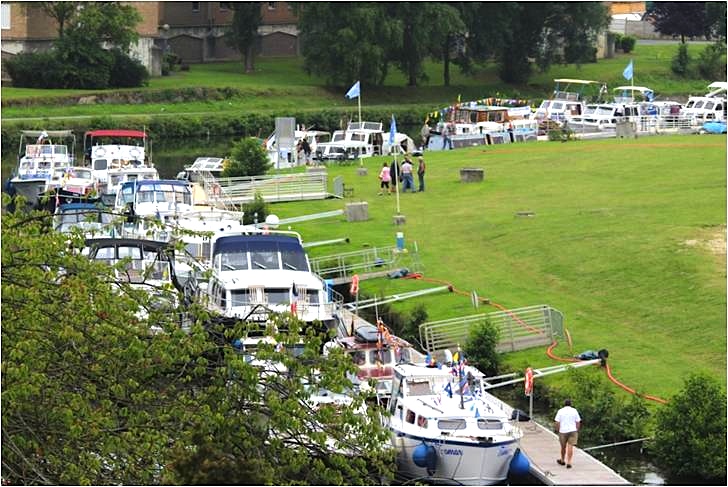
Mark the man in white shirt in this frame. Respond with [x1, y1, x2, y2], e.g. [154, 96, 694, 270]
[554, 398, 581, 469]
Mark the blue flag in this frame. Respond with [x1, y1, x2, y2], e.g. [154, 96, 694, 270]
[444, 382, 453, 398]
[389, 114, 397, 145]
[345, 81, 360, 99]
[623, 60, 634, 81]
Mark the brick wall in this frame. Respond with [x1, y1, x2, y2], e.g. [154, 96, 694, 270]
[609, 1, 646, 15]
[129, 2, 161, 36]
[261, 2, 297, 25]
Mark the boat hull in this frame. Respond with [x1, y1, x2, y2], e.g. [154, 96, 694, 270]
[10, 178, 48, 207]
[392, 430, 518, 485]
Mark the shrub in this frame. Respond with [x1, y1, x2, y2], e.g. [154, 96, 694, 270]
[697, 42, 727, 80]
[109, 49, 149, 88]
[55, 36, 114, 89]
[620, 35, 636, 53]
[241, 193, 268, 225]
[223, 137, 271, 177]
[463, 319, 500, 377]
[5, 51, 65, 89]
[612, 33, 623, 52]
[671, 43, 692, 76]
[546, 367, 650, 444]
[650, 373, 726, 483]
[162, 52, 181, 76]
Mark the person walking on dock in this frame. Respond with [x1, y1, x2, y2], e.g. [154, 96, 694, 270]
[555, 399, 581, 469]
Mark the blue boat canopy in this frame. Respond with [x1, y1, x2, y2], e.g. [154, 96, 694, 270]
[213, 235, 303, 256]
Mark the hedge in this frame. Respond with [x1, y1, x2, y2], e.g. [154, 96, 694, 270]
[1, 107, 428, 154]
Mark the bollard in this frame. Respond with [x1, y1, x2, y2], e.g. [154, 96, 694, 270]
[396, 232, 405, 250]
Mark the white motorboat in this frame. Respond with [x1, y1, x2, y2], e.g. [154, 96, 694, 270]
[534, 78, 607, 122]
[114, 179, 194, 218]
[48, 166, 97, 197]
[10, 130, 75, 207]
[385, 362, 525, 485]
[315, 121, 413, 161]
[266, 129, 331, 167]
[54, 202, 114, 235]
[681, 81, 727, 124]
[202, 229, 343, 329]
[84, 129, 158, 198]
[176, 156, 226, 182]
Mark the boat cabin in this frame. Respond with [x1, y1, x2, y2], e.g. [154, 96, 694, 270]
[54, 202, 113, 234]
[534, 79, 606, 121]
[115, 179, 193, 216]
[176, 157, 225, 182]
[85, 238, 177, 287]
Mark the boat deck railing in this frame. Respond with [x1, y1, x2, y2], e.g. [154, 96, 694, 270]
[200, 171, 330, 208]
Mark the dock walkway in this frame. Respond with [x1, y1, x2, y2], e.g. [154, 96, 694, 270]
[487, 394, 630, 485]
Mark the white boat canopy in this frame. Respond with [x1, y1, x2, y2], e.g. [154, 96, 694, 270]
[553, 78, 603, 85]
[613, 86, 653, 93]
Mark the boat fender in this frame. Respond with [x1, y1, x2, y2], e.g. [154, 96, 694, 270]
[508, 448, 530, 477]
[412, 442, 437, 473]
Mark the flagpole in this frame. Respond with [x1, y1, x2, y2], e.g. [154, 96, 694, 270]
[394, 150, 400, 214]
[358, 91, 363, 166]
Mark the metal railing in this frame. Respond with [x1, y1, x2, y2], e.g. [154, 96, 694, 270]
[309, 246, 403, 281]
[419, 304, 564, 354]
[202, 172, 329, 207]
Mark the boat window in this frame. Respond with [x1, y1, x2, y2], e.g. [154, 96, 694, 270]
[230, 289, 248, 306]
[351, 133, 365, 142]
[538, 101, 549, 109]
[438, 419, 467, 430]
[19, 161, 32, 171]
[694, 100, 705, 109]
[266, 288, 289, 304]
[281, 248, 308, 271]
[351, 351, 366, 365]
[143, 174, 155, 180]
[138, 190, 154, 203]
[220, 250, 248, 270]
[417, 415, 428, 428]
[332, 133, 345, 142]
[389, 379, 402, 414]
[704, 101, 715, 110]
[38, 161, 51, 170]
[54, 145, 67, 155]
[94, 246, 115, 264]
[250, 250, 279, 270]
[306, 289, 319, 304]
[118, 246, 142, 260]
[370, 349, 392, 365]
[407, 380, 432, 396]
[477, 418, 503, 430]
[405, 410, 416, 424]
[76, 169, 92, 179]
[94, 159, 108, 170]
[41, 146, 53, 155]
[552, 102, 563, 110]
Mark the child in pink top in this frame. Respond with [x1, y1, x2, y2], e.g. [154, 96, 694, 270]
[378, 162, 391, 195]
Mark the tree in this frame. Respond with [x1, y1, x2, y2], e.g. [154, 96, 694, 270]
[651, 373, 727, 482]
[223, 137, 271, 177]
[463, 319, 500, 377]
[1, 199, 394, 485]
[298, 3, 400, 87]
[39, 1, 80, 38]
[226, 2, 263, 74]
[705, 1, 727, 40]
[649, 2, 709, 43]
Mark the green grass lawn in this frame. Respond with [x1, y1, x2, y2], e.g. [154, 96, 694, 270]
[1, 43, 718, 118]
[260, 134, 726, 401]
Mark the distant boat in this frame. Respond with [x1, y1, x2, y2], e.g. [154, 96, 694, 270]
[10, 130, 76, 208]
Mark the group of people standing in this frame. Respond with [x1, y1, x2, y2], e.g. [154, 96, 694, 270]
[378, 154, 426, 195]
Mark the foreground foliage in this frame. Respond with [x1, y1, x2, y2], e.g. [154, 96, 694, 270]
[650, 373, 727, 483]
[1, 200, 393, 485]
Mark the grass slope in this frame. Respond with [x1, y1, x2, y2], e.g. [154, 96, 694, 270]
[1, 44, 718, 118]
[265, 135, 726, 400]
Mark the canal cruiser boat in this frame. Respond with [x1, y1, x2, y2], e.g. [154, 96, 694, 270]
[202, 229, 343, 329]
[175, 156, 225, 182]
[533, 78, 607, 122]
[85, 237, 188, 330]
[265, 128, 332, 168]
[54, 202, 114, 235]
[84, 129, 158, 199]
[427, 105, 538, 150]
[315, 121, 413, 161]
[48, 166, 98, 197]
[681, 82, 727, 124]
[114, 179, 194, 218]
[386, 362, 524, 485]
[10, 130, 75, 207]
[324, 321, 426, 397]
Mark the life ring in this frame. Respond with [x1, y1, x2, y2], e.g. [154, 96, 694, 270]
[130, 147, 141, 158]
[524, 367, 534, 395]
[96, 148, 106, 157]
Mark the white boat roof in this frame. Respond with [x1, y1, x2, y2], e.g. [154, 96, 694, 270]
[613, 86, 652, 93]
[217, 269, 323, 289]
[707, 82, 728, 90]
[554, 78, 602, 85]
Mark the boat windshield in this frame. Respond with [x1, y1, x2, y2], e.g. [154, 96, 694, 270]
[70, 169, 93, 179]
[332, 132, 345, 142]
[583, 105, 597, 115]
[215, 250, 249, 271]
[281, 248, 308, 271]
[595, 106, 616, 116]
[59, 209, 112, 225]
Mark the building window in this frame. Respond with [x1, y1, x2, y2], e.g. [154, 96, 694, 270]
[192, 1, 200, 12]
[268, 2, 276, 10]
[1, 3, 10, 30]
[220, 2, 231, 10]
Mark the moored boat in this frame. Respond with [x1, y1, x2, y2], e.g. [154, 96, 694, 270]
[9, 130, 75, 208]
[385, 362, 525, 485]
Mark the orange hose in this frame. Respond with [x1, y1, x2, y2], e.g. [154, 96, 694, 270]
[415, 275, 669, 404]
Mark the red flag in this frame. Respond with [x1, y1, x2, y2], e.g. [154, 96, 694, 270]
[290, 301, 297, 314]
